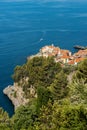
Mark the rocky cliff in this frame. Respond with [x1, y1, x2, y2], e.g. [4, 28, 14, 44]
[3, 82, 29, 109]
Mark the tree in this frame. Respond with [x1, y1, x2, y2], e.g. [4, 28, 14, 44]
[12, 102, 37, 130]
[12, 64, 28, 83]
[33, 102, 87, 130]
[36, 87, 51, 113]
[69, 79, 87, 105]
[0, 108, 12, 130]
[75, 59, 87, 83]
[13, 56, 62, 97]
[49, 71, 68, 100]
[27, 56, 61, 88]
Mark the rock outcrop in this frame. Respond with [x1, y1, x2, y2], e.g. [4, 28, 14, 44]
[3, 83, 29, 110]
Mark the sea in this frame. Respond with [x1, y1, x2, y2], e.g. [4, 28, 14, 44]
[0, 0, 87, 116]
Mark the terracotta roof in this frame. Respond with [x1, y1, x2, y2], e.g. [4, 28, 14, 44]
[68, 60, 75, 65]
[74, 49, 87, 56]
[41, 45, 87, 65]
[61, 55, 70, 59]
[68, 58, 85, 65]
[75, 57, 85, 63]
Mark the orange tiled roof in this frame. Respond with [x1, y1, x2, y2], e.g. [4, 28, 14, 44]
[74, 49, 87, 56]
[68, 58, 85, 65]
[41, 45, 87, 65]
[68, 60, 75, 65]
[61, 55, 70, 59]
[75, 57, 85, 63]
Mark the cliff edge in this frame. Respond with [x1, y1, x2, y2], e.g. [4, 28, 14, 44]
[3, 83, 29, 109]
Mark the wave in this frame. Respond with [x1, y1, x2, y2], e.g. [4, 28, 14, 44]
[0, 29, 70, 35]
[71, 13, 87, 18]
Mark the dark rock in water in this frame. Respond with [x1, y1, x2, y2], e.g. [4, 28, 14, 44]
[74, 45, 87, 50]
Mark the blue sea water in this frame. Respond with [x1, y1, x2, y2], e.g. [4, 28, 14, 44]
[0, 0, 87, 116]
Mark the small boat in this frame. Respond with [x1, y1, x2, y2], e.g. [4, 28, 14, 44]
[40, 38, 43, 41]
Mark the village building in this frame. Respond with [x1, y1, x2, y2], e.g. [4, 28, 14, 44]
[28, 45, 87, 65]
[40, 44, 60, 57]
[73, 49, 87, 58]
[39, 45, 87, 65]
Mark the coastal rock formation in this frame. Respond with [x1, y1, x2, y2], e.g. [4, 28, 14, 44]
[3, 45, 87, 110]
[3, 83, 29, 109]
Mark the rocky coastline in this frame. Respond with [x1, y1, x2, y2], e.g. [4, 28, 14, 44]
[3, 45, 87, 109]
[3, 83, 29, 110]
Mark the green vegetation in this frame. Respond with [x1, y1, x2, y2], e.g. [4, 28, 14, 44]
[0, 108, 13, 130]
[1, 57, 87, 130]
[49, 70, 68, 100]
[74, 59, 87, 82]
[12, 57, 62, 97]
[13, 91, 17, 98]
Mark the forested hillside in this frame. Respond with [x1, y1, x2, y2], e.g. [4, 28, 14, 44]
[1, 57, 87, 130]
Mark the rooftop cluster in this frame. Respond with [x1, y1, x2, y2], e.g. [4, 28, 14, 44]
[40, 44, 87, 65]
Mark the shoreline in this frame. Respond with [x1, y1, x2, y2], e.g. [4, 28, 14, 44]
[3, 83, 29, 110]
[3, 44, 87, 109]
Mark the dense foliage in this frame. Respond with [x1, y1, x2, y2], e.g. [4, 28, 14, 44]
[0, 108, 13, 130]
[74, 59, 87, 83]
[1, 57, 87, 130]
